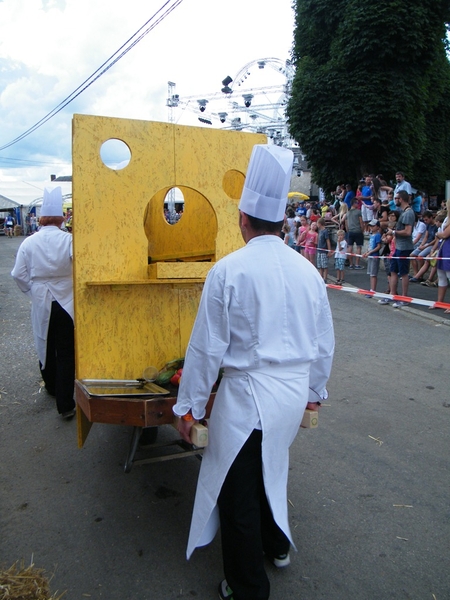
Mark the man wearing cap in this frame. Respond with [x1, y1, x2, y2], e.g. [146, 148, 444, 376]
[11, 187, 76, 419]
[173, 145, 335, 600]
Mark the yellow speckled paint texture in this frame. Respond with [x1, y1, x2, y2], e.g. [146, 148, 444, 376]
[72, 114, 264, 379]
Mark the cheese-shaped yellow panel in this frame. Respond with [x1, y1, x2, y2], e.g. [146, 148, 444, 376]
[72, 114, 265, 380]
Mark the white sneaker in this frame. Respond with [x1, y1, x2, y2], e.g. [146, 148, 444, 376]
[269, 552, 291, 568]
[392, 301, 407, 308]
[378, 298, 391, 305]
[61, 409, 76, 420]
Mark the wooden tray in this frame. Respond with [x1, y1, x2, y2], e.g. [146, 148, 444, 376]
[80, 379, 169, 397]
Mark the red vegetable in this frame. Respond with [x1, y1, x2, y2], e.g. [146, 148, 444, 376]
[170, 368, 183, 386]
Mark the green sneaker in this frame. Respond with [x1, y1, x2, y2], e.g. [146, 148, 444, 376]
[218, 580, 234, 600]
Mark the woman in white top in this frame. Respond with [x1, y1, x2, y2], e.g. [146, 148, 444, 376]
[332, 202, 348, 231]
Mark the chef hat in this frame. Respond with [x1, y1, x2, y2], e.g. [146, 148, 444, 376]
[239, 145, 293, 222]
[40, 187, 63, 217]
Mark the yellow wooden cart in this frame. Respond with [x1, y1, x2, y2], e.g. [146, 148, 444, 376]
[72, 114, 265, 471]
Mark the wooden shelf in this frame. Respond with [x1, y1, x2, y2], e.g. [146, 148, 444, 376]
[85, 279, 205, 286]
[84, 260, 215, 286]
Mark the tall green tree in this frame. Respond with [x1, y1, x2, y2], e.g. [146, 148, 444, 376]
[287, 0, 450, 193]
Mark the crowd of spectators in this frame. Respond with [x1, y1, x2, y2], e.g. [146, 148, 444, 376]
[283, 203, 336, 282]
[284, 173, 450, 311]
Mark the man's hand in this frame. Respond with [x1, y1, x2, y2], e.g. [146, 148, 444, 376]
[306, 401, 321, 411]
[176, 417, 197, 444]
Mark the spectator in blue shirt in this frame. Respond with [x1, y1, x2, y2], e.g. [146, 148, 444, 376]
[296, 202, 307, 217]
[360, 175, 374, 231]
[343, 183, 355, 209]
[411, 190, 423, 215]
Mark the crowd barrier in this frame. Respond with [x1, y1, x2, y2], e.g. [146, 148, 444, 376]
[296, 245, 449, 261]
[326, 282, 450, 311]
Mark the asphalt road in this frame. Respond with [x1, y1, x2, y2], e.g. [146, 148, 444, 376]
[1, 235, 449, 600]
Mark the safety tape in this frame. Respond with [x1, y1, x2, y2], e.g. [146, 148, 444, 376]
[326, 282, 450, 311]
[342, 251, 448, 261]
[296, 246, 449, 260]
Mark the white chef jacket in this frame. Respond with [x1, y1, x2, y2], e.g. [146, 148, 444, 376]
[173, 234, 334, 558]
[11, 226, 74, 368]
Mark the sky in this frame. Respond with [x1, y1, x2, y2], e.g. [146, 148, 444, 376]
[0, 0, 295, 206]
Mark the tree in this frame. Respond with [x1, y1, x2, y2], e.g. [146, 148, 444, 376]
[287, 0, 450, 193]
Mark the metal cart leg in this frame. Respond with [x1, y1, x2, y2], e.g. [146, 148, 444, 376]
[139, 426, 158, 446]
[124, 426, 142, 473]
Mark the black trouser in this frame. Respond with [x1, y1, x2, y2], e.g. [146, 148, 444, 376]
[39, 301, 75, 414]
[217, 429, 290, 600]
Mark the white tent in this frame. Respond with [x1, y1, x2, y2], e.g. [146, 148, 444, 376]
[0, 194, 21, 213]
[0, 194, 24, 233]
[28, 192, 73, 216]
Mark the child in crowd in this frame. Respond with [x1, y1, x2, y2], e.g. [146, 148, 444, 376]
[380, 211, 399, 294]
[282, 221, 295, 248]
[334, 229, 347, 284]
[304, 221, 318, 263]
[294, 216, 309, 254]
[316, 217, 332, 282]
[363, 219, 382, 297]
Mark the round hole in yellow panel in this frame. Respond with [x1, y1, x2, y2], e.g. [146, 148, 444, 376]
[223, 169, 245, 200]
[100, 138, 131, 170]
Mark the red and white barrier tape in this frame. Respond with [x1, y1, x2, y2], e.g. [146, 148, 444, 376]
[343, 251, 449, 261]
[326, 282, 450, 311]
[296, 245, 449, 260]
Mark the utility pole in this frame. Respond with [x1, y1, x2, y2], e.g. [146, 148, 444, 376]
[167, 81, 178, 123]
[166, 82, 179, 216]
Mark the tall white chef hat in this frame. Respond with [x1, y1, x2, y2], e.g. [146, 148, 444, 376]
[40, 186, 63, 217]
[239, 144, 293, 222]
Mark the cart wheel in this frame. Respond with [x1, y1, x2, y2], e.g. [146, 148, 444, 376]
[124, 426, 142, 473]
[139, 426, 158, 446]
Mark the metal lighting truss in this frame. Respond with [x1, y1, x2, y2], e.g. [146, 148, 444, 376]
[166, 58, 296, 148]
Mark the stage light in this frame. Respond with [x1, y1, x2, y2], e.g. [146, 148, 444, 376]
[243, 94, 253, 108]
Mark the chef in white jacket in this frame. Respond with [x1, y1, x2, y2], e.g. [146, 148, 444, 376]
[11, 187, 76, 419]
[173, 145, 334, 600]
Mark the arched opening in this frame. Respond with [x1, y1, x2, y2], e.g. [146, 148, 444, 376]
[144, 186, 217, 263]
